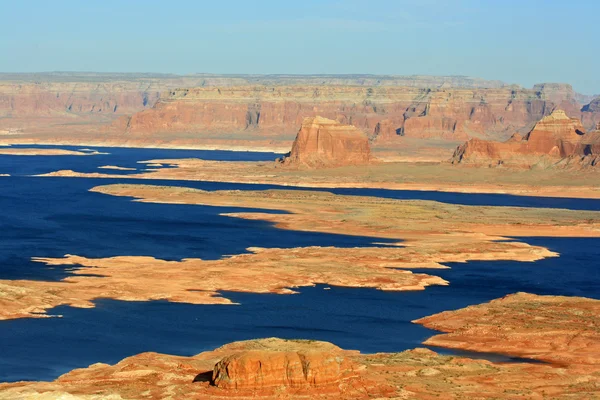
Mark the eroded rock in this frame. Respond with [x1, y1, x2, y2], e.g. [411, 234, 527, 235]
[281, 116, 371, 168]
[451, 109, 600, 167]
[211, 349, 354, 390]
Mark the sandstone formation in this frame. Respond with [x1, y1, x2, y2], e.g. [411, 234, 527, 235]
[212, 348, 354, 392]
[0, 73, 507, 122]
[120, 83, 600, 143]
[2, 72, 600, 154]
[3, 295, 600, 399]
[281, 117, 371, 168]
[451, 109, 600, 167]
[415, 292, 600, 366]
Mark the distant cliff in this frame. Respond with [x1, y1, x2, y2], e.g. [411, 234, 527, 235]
[119, 83, 600, 142]
[1, 73, 599, 150]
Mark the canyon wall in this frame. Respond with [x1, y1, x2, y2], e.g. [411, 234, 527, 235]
[120, 83, 600, 143]
[0, 73, 507, 120]
[1, 73, 599, 152]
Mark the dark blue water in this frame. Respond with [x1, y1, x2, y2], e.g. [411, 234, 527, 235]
[2, 144, 600, 211]
[0, 145, 283, 176]
[1, 237, 599, 382]
[0, 147, 599, 382]
[0, 176, 398, 282]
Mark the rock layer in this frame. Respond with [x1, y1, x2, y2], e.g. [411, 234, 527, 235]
[282, 117, 371, 168]
[119, 84, 600, 142]
[452, 109, 600, 167]
[212, 349, 354, 391]
[2, 73, 600, 152]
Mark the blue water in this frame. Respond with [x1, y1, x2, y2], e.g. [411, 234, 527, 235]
[2, 144, 600, 211]
[0, 146, 599, 382]
[0, 145, 282, 176]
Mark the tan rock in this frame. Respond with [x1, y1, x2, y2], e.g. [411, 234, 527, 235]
[212, 349, 354, 391]
[282, 117, 371, 168]
[452, 109, 600, 167]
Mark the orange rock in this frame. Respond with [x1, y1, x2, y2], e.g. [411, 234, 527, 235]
[212, 349, 355, 391]
[3, 305, 600, 399]
[415, 292, 600, 365]
[451, 109, 600, 167]
[282, 117, 371, 168]
[523, 109, 585, 156]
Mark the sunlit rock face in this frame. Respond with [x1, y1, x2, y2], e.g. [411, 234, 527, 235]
[451, 109, 600, 168]
[211, 349, 354, 391]
[281, 116, 371, 168]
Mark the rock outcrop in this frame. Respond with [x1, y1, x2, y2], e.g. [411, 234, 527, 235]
[212, 346, 355, 391]
[451, 109, 600, 167]
[523, 109, 585, 156]
[281, 117, 371, 168]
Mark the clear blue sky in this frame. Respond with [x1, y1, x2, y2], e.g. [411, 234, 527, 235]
[1, 0, 598, 94]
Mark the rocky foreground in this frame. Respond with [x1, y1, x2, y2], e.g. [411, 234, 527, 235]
[2, 293, 599, 399]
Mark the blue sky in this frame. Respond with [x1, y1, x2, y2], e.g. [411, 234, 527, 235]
[1, 0, 598, 94]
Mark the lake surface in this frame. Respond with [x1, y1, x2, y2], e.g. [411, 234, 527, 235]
[0, 146, 599, 382]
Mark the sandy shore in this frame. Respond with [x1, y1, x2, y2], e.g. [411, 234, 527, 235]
[38, 157, 600, 199]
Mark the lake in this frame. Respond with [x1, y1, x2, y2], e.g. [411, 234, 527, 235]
[0, 146, 598, 382]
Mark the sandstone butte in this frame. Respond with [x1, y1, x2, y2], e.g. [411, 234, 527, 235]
[5, 183, 600, 321]
[280, 116, 371, 168]
[451, 109, 600, 167]
[3, 294, 600, 399]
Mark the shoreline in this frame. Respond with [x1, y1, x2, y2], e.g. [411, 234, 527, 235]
[0, 139, 290, 153]
[35, 167, 600, 200]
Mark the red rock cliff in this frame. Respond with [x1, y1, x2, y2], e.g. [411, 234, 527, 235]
[212, 349, 354, 391]
[282, 117, 371, 168]
[120, 84, 599, 142]
[451, 110, 599, 167]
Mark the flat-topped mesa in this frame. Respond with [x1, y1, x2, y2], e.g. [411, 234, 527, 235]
[451, 109, 599, 167]
[212, 349, 354, 392]
[281, 116, 371, 168]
